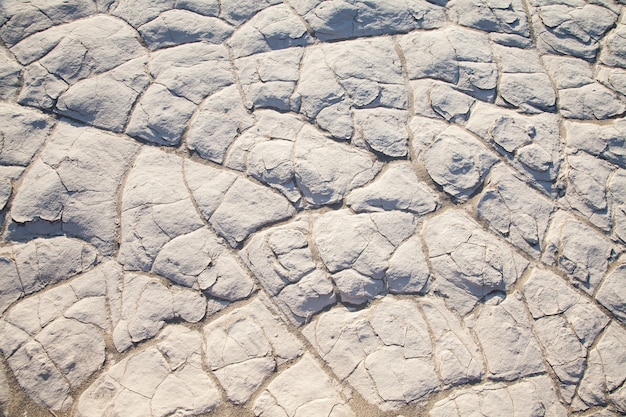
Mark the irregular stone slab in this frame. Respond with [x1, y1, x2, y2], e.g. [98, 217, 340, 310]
[294, 125, 382, 206]
[227, 4, 311, 58]
[323, 37, 408, 110]
[11, 15, 145, 110]
[564, 119, 626, 170]
[292, 0, 445, 41]
[477, 165, 554, 257]
[574, 322, 626, 412]
[119, 148, 204, 271]
[448, 0, 530, 36]
[149, 43, 234, 105]
[204, 297, 303, 404]
[55, 57, 150, 132]
[347, 162, 439, 215]
[186, 85, 254, 163]
[0, 47, 21, 99]
[399, 27, 497, 101]
[423, 125, 499, 202]
[0, 236, 98, 314]
[353, 108, 409, 157]
[0, 103, 54, 168]
[424, 210, 529, 315]
[152, 227, 255, 300]
[542, 210, 617, 294]
[523, 268, 609, 401]
[544, 56, 626, 119]
[186, 154, 296, 248]
[77, 325, 221, 417]
[209, 177, 295, 246]
[600, 20, 626, 69]
[386, 236, 431, 294]
[430, 375, 567, 417]
[8, 122, 137, 255]
[253, 353, 355, 417]
[470, 291, 545, 381]
[0, 0, 97, 47]
[529, 0, 619, 61]
[314, 209, 417, 282]
[304, 296, 483, 411]
[112, 273, 207, 351]
[597, 65, 626, 98]
[138, 9, 233, 50]
[0, 263, 123, 410]
[596, 264, 626, 324]
[562, 151, 615, 232]
[235, 48, 303, 112]
[466, 102, 561, 193]
[242, 218, 336, 324]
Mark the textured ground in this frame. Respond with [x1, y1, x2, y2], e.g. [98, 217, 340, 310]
[0, 0, 626, 416]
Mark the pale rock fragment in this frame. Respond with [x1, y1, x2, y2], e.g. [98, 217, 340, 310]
[235, 48, 303, 111]
[254, 354, 354, 417]
[242, 218, 336, 324]
[11, 15, 144, 110]
[470, 291, 545, 381]
[423, 125, 499, 202]
[597, 65, 626, 98]
[323, 37, 408, 110]
[543, 56, 625, 119]
[293, 0, 445, 41]
[0, 263, 123, 410]
[227, 4, 311, 58]
[448, 0, 530, 36]
[542, 210, 616, 294]
[295, 125, 382, 206]
[600, 21, 626, 69]
[596, 264, 626, 324]
[477, 165, 554, 257]
[110, 0, 176, 27]
[424, 210, 529, 315]
[77, 326, 221, 417]
[246, 139, 300, 203]
[353, 108, 409, 157]
[430, 376, 567, 417]
[0, 236, 98, 315]
[293, 46, 345, 120]
[56, 57, 150, 132]
[119, 148, 204, 271]
[152, 227, 255, 300]
[314, 209, 417, 282]
[562, 151, 614, 231]
[523, 268, 609, 401]
[204, 297, 303, 404]
[0, 0, 97, 47]
[399, 27, 498, 101]
[466, 102, 561, 192]
[411, 80, 478, 123]
[148, 43, 234, 104]
[217, 0, 282, 26]
[386, 236, 431, 294]
[17, 63, 68, 110]
[420, 297, 484, 387]
[530, 1, 619, 60]
[574, 322, 626, 411]
[8, 122, 137, 255]
[186, 85, 254, 163]
[304, 296, 483, 410]
[138, 9, 233, 50]
[0, 103, 54, 167]
[209, 177, 295, 246]
[0, 47, 21, 99]
[331, 269, 384, 305]
[125, 84, 196, 146]
[347, 162, 439, 215]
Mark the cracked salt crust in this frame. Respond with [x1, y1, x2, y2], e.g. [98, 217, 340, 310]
[0, 0, 625, 416]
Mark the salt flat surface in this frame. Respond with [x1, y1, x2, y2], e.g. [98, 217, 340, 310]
[0, 0, 625, 416]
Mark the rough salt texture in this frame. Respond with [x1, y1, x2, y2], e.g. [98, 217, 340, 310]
[0, 1, 625, 416]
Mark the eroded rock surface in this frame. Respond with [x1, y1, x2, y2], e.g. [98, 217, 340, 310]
[1, 1, 625, 416]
